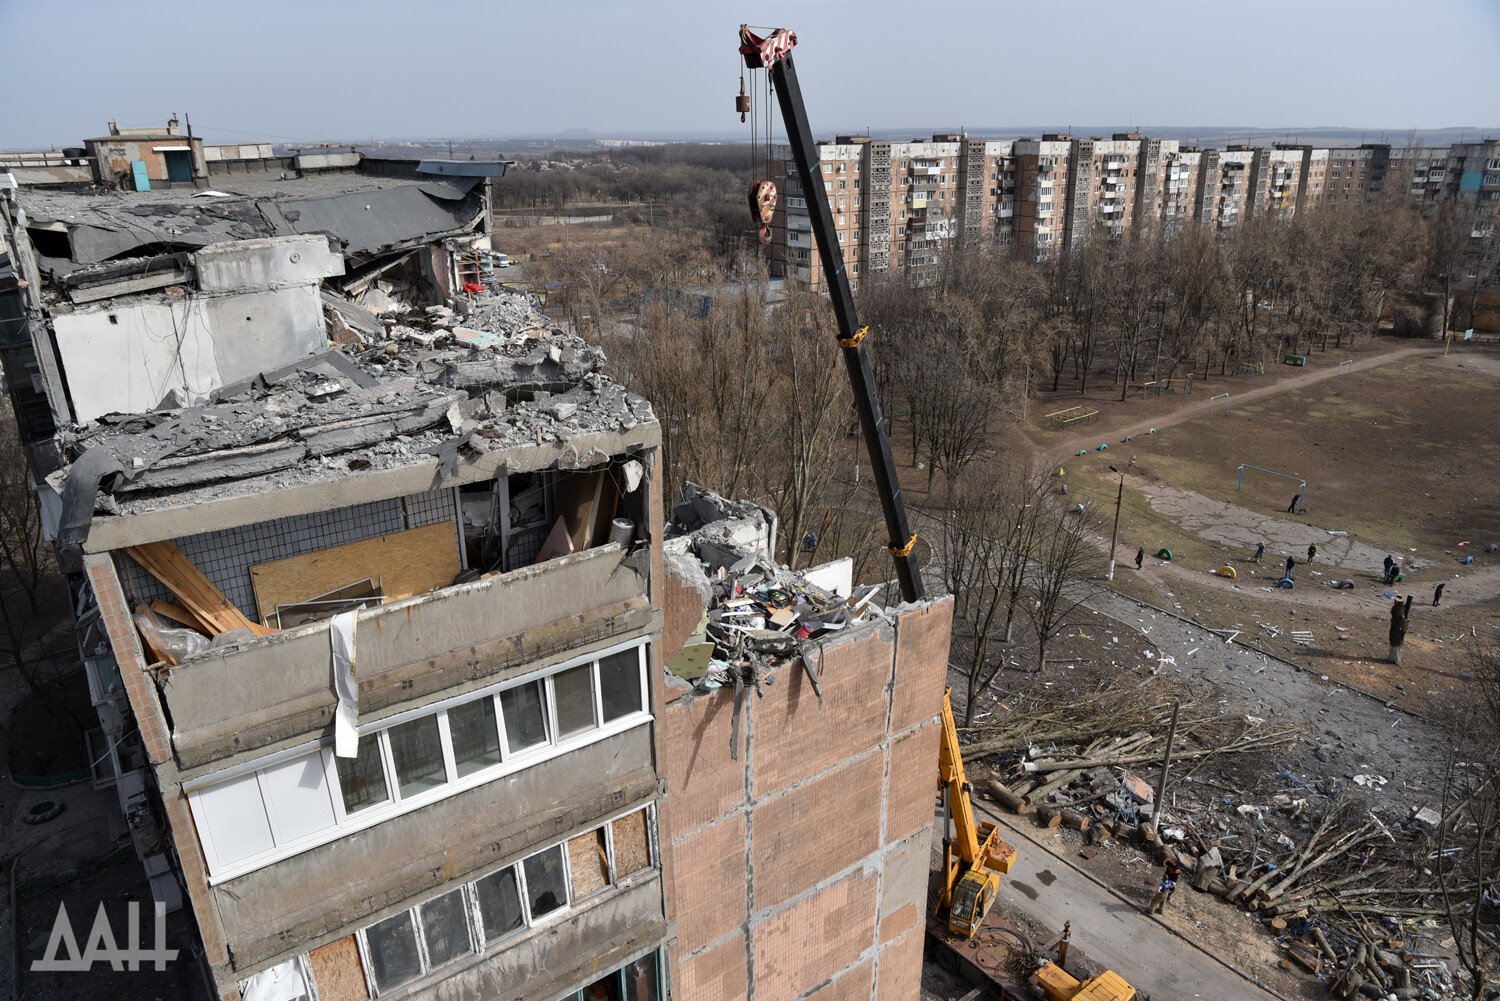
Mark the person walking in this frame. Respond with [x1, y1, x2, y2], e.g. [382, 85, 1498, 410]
[1383, 555, 1394, 577]
[1307, 543, 1317, 563]
[1149, 875, 1177, 914]
[1433, 583, 1446, 607]
[1254, 542, 1265, 563]
[1135, 547, 1145, 570]
[1287, 493, 1300, 514]
[1285, 555, 1296, 578]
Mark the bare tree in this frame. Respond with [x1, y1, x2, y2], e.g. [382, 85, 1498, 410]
[769, 287, 852, 570]
[1025, 502, 1105, 674]
[939, 464, 1041, 723]
[1435, 640, 1500, 1000]
[0, 401, 74, 710]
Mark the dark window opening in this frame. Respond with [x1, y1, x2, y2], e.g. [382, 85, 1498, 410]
[26, 228, 71, 259]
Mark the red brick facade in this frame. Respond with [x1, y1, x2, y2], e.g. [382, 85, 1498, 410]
[662, 593, 954, 1001]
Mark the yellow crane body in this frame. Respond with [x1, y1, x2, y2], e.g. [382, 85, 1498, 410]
[1030, 963, 1137, 1001]
[936, 689, 1017, 937]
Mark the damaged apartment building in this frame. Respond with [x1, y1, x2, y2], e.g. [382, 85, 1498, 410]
[1, 130, 955, 1001]
[1, 145, 671, 1001]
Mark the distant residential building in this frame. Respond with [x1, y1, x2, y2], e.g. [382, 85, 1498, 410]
[764, 134, 1500, 289]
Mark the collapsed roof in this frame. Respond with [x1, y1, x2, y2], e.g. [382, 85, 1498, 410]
[52, 288, 657, 568]
[19, 174, 485, 274]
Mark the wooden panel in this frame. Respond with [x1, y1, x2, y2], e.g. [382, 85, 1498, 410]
[308, 935, 369, 1001]
[126, 541, 272, 636]
[557, 470, 605, 553]
[249, 522, 459, 624]
[569, 829, 610, 899]
[150, 599, 211, 635]
[612, 810, 651, 877]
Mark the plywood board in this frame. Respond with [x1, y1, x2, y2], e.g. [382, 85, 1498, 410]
[250, 522, 459, 624]
[556, 470, 605, 553]
[568, 829, 609, 898]
[308, 935, 369, 1001]
[612, 810, 651, 877]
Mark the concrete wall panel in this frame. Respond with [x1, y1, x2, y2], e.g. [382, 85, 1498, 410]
[420, 878, 666, 1001]
[202, 285, 326, 383]
[195, 235, 343, 291]
[213, 726, 657, 969]
[166, 545, 649, 771]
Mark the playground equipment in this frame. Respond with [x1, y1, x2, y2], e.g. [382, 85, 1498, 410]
[1283, 354, 1307, 367]
[1233, 361, 1264, 377]
[1277, 578, 1295, 588]
[1210, 392, 1229, 417]
[1237, 464, 1306, 514]
[1047, 405, 1099, 428]
[1156, 548, 1173, 561]
[1142, 377, 1193, 397]
[1216, 565, 1236, 579]
[1336, 359, 1354, 383]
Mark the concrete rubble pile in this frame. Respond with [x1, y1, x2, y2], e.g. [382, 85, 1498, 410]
[52, 287, 654, 564]
[663, 482, 879, 704]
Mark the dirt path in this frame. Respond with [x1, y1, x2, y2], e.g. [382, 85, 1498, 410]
[1042, 345, 1436, 462]
[1104, 479, 1500, 612]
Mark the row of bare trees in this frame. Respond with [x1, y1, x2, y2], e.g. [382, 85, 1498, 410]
[938, 464, 1104, 724]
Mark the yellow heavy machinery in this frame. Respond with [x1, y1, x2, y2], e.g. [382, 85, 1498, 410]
[936, 687, 1018, 936]
[937, 689, 1144, 1000]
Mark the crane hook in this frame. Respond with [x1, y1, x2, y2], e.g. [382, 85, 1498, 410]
[736, 74, 750, 122]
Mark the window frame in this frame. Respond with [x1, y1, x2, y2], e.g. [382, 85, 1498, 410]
[347, 805, 656, 996]
[188, 639, 651, 882]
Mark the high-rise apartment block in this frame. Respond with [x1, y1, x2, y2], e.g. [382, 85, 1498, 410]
[769, 134, 1500, 289]
[1, 123, 956, 1001]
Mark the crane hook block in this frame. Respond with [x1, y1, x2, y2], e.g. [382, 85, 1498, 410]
[748, 180, 777, 245]
[736, 77, 750, 121]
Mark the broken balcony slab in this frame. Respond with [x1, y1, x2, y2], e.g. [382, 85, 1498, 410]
[146, 543, 651, 774]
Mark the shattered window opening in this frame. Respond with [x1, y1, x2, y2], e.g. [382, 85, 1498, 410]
[523, 844, 568, 918]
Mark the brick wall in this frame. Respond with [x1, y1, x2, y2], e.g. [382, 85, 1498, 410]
[662, 597, 953, 1001]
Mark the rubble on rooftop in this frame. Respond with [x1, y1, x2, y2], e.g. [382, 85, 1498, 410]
[52, 286, 656, 564]
[663, 482, 877, 705]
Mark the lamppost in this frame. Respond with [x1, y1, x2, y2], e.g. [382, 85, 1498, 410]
[1105, 464, 1124, 581]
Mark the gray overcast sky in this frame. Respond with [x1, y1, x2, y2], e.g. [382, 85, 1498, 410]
[3, 0, 1497, 149]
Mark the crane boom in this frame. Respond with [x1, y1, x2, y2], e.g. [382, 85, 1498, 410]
[739, 26, 924, 603]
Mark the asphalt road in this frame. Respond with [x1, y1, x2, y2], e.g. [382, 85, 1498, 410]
[980, 804, 1283, 1001]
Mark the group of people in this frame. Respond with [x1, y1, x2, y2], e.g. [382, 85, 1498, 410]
[1148, 857, 1182, 914]
[1131, 540, 1451, 607]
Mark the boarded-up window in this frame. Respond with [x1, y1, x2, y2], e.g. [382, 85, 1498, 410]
[308, 935, 369, 1001]
[612, 811, 651, 878]
[569, 829, 609, 898]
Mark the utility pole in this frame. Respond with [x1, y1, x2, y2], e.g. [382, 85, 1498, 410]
[1149, 700, 1180, 833]
[1106, 465, 1124, 580]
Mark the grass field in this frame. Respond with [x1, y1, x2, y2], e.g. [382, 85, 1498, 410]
[1028, 348, 1500, 714]
[1068, 353, 1500, 557]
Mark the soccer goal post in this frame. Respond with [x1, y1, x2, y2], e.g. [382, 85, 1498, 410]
[1237, 464, 1307, 513]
